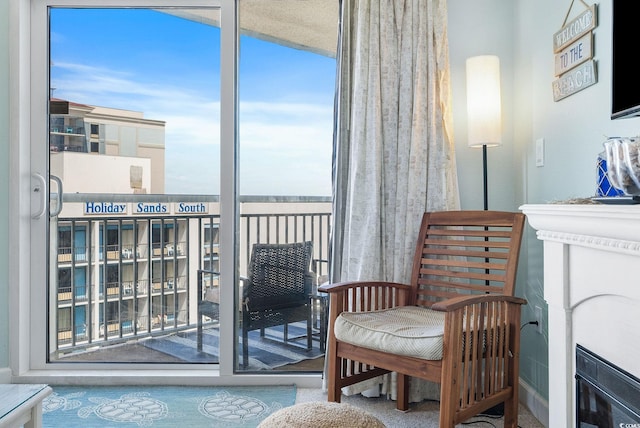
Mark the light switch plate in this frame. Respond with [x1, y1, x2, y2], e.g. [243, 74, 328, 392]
[535, 138, 545, 167]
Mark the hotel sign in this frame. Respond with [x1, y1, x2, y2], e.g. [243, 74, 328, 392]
[175, 202, 207, 214]
[84, 202, 209, 215]
[85, 202, 127, 214]
[134, 203, 169, 214]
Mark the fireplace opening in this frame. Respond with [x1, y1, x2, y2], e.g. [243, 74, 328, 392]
[576, 344, 640, 427]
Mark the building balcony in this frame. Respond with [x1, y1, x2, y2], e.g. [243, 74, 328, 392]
[52, 195, 331, 367]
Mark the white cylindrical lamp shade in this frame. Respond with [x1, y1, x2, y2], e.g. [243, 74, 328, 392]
[466, 55, 502, 148]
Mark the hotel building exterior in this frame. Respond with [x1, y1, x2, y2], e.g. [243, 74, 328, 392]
[49, 100, 331, 361]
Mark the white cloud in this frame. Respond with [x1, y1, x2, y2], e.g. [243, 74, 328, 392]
[51, 61, 333, 195]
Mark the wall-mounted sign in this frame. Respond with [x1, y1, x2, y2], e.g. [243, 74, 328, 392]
[552, 60, 597, 101]
[175, 202, 208, 214]
[553, 5, 597, 53]
[85, 202, 128, 215]
[552, 1, 598, 101]
[554, 33, 592, 76]
[83, 201, 210, 216]
[134, 202, 169, 214]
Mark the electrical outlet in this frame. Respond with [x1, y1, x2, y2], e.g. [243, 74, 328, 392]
[535, 305, 543, 334]
[535, 138, 545, 167]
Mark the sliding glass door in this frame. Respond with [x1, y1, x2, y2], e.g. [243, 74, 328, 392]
[29, 0, 336, 375]
[235, 0, 335, 372]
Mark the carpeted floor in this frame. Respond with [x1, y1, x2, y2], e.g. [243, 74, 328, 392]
[42, 384, 545, 427]
[43, 385, 296, 427]
[295, 388, 546, 428]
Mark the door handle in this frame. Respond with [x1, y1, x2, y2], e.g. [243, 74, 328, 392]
[50, 174, 63, 217]
[31, 173, 47, 219]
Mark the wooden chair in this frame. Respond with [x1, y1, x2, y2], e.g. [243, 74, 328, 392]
[319, 210, 526, 428]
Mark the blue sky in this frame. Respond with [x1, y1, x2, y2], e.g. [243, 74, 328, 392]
[50, 8, 335, 196]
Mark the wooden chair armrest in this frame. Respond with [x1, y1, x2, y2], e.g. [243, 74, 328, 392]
[431, 293, 527, 312]
[320, 281, 412, 319]
[318, 280, 411, 294]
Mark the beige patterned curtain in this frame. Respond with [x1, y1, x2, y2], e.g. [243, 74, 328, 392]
[329, 0, 460, 402]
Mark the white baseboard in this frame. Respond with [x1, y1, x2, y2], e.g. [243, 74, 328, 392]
[0, 367, 12, 383]
[519, 378, 549, 428]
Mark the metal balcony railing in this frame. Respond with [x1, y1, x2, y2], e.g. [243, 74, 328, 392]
[52, 195, 331, 354]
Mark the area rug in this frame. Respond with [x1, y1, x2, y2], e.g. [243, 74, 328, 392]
[42, 385, 296, 427]
[142, 323, 324, 370]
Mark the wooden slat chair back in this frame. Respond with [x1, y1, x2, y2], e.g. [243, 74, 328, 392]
[319, 210, 526, 428]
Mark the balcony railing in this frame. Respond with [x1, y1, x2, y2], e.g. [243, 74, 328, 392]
[52, 195, 331, 354]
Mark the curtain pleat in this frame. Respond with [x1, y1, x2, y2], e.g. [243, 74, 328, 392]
[329, 0, 460, 403]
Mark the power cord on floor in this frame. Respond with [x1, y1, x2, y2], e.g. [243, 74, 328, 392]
[462, 416, 525, 428]
[521, 320, 538, 330]
[461, 419, 497, 427]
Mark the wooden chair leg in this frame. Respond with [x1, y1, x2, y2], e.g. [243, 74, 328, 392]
[504, 343, 520, 427]
[439, 360, 457, 428]
[397, 374, 410, 411]
[326, 341, 341, 403]
[439, 409, 455, 428]
[503, 396, 518, 428]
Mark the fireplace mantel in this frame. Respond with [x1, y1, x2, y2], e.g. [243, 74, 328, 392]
[521, 204, 640, 428]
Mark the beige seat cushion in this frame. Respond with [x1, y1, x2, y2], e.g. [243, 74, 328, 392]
[334, 306, 445, 360]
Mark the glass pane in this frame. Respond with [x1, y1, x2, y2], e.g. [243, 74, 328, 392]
[236, 0, 337, 372]
[48, 8, 222, 364]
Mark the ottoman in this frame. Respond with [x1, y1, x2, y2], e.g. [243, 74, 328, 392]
[258, 401, 386, 428]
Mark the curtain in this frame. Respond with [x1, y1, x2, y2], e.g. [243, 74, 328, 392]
[329, 0, 460, 403]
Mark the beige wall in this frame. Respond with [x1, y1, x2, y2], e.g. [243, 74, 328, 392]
[85, 105, 166, 193]
[138, 145, 165, 193]
[52, 152, 151, 202]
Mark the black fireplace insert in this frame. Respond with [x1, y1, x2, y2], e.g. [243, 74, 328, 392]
[576, 344, 640, 427]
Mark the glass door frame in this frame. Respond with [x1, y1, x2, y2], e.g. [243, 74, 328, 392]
[11, 0, 321, 385]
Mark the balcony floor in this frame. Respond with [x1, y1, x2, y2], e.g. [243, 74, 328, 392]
[56, 331, 325, 372]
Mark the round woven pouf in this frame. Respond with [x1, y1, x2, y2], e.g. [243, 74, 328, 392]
[258, 401, 386, 428]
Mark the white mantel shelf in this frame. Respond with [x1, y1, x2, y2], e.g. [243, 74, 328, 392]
[522, 203, 640, 244]
[520, 204, 640, 428]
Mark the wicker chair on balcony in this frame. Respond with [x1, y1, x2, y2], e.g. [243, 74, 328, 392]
[319, 210, 526, 428]
[197, 269, 220, 351]
[241, 241, 314, 368]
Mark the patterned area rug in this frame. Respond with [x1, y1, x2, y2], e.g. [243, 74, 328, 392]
[143, 323, 324, 370]
[43, 385, 296, 427]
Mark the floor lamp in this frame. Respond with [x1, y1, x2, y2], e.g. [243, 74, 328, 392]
[466, 55, 502, 210]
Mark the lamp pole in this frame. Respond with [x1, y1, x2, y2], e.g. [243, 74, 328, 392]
[483, 144, 488, 211]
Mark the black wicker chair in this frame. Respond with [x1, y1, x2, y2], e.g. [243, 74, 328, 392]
[241, 241, 314, 368]
[197, 269, 220, 352]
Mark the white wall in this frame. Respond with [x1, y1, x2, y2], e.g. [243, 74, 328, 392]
[448, 0, 640, 420]
[448, 0, 518, 213]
